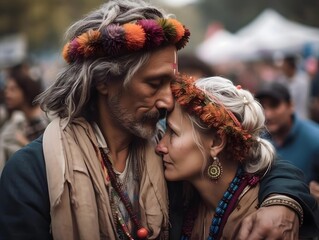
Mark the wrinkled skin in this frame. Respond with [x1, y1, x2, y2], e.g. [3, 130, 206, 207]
[234, 206, 299, 240]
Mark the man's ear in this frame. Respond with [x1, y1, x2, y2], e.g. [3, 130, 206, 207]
[209, 133, 226, 158]
[96, 82, 108, 95]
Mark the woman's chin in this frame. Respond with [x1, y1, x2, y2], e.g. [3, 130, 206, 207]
[164, 170, 180, 182]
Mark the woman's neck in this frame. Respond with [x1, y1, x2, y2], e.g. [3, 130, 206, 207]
[190, 162, 239, 210]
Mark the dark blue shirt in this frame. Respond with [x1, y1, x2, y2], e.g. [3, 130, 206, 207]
[267, 114, 319, 183]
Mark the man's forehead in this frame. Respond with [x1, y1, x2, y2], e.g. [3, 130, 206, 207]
[173, 51, 178, 75]
[260, 97, 282, 108]
[139, 46, 178, 76]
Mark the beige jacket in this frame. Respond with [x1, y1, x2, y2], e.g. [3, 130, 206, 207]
[43, 118, 168, 240]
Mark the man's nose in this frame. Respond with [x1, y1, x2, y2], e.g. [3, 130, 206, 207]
[155, 86, 174, 112]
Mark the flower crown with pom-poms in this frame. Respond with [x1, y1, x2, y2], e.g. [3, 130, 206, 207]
[171, 74, 253, 162]
[62, 18, 190, 63]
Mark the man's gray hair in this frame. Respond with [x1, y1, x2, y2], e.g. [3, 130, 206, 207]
[38, 0, 171, 123]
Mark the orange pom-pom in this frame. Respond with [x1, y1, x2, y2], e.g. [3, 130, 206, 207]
[167, 19, 185, 42]
[77, 30, 101, 57]
[62, 42, 70, 63]
[76, 32, 89, 54]
[123, 23, 146, 50]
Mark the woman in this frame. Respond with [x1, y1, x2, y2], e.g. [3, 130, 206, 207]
[156, 75, 305, 239]
[0, 65, 49, 174]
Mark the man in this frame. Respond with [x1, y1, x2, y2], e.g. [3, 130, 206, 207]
[256, 81, 319, 210]
[0, 1, 318, 239]
[255, 81, 319, 184]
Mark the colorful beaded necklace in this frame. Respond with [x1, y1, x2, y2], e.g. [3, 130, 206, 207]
[99, 148, 148, 239]
[181, 168, 259, 240]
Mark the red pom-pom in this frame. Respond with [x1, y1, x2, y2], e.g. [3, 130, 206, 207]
[137, 227, 148, 239]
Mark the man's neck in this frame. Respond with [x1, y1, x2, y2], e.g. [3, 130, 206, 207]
[272, 119, 293, 147]
[96, 116, 133, 172]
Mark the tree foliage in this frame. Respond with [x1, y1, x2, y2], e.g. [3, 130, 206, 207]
[0, 0, 104, 51]
[198, 0, 319, 32]
[1, 0, 319, 53]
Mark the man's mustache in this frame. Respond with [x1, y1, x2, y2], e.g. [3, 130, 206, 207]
[141, 109, 167, 123]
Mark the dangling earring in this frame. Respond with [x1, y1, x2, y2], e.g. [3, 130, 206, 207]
[207, 156, 223, 181]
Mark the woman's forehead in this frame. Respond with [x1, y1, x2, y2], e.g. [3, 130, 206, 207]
[168, 103, 190, 126]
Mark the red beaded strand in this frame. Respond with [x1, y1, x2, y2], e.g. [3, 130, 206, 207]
[99, 148, 148, 239]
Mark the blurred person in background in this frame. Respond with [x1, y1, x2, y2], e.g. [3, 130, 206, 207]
[309, 57, 319, 124]
[255, 82, 319, 196]
[0, 63, 49, 174]
[0, 84, 8, 128]
[277, 55, 311, 119]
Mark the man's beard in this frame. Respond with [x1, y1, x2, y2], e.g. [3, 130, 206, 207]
[108, 95, 160, 139]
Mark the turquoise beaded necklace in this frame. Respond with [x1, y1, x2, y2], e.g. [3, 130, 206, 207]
[208, 168, 243, 239]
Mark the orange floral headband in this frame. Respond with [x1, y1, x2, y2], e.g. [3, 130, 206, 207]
[62, 18, 190, 63]
[171, 75, 253, 161]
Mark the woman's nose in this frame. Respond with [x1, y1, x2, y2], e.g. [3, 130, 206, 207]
[155, 142, 168, 155]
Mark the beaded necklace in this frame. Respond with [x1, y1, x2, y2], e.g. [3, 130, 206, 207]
[181, 168, 259, 240]
[99, 148, 148, 239]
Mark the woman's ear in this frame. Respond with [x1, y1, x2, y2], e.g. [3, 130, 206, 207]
[209, 133, 226, 158]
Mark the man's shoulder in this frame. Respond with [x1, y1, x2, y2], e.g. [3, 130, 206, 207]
[295, 120, 319, 147]
[4, 136, 45, 175]
[12, 136, 43, 158]
[299, 119, 319, 134]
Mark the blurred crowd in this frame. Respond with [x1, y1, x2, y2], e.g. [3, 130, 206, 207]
[207, 53, 319, 123]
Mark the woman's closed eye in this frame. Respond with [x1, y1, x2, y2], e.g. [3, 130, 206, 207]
[167, 126, 176, 136]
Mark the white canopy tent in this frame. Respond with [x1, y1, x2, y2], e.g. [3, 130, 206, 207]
[197, 9, 319, 65]
[237, 9, 319, 55]
[196, 29, 257, 64]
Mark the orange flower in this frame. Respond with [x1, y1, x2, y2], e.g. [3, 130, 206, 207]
[77, 30, 101, 57]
